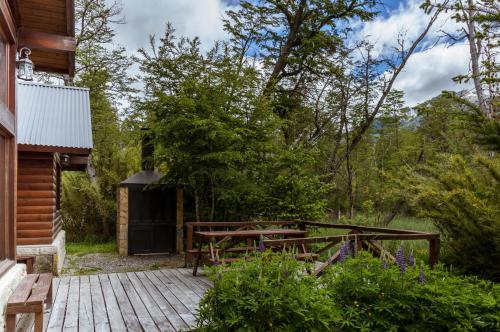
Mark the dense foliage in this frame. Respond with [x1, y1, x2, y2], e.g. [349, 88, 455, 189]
[136, 27, 332, 221]
[60, 0, 139, 241]
[197, 252, 500, 331]
[57, 0, 499, 281]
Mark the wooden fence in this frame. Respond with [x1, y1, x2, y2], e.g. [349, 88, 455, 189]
[184, 221, 440, 275]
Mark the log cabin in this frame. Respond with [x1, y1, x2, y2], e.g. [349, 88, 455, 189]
[0, 0, 76, 330]
[15, 82, 92, 274]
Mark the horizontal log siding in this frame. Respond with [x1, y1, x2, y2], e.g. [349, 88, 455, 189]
[17, 151, 56, 245]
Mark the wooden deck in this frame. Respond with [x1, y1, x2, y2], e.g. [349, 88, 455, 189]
[18, 268, 211, 332]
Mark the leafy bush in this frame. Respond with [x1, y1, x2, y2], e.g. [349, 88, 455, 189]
[61, 172, 116, 242]
[197, 252, 336, 331]
[322, 253, 500, 331]
[403, 154, 500, 281]
[197, 252, 500, 332]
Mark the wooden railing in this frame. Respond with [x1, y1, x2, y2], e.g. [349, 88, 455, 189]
[184, 221, 440, 274]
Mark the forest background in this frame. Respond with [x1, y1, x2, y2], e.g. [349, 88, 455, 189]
[54, 0, 499, 280]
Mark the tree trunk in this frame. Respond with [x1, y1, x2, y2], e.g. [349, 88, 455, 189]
[382, 200, 405, 226]
[466, 0, 491, 118]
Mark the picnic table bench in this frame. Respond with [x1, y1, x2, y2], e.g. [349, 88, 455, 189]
[192, 229, 307, 276]
[6, 273, 53, 332]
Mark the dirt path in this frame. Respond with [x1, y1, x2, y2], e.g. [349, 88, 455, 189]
[62, 252, 185, 275]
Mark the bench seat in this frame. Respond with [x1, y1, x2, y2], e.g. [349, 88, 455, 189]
[6, 273, 52, 332]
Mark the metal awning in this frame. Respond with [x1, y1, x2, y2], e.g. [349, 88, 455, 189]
[17, 82, 93, 154]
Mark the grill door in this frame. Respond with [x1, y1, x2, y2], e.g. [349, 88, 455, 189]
[128, 186, 176, 254]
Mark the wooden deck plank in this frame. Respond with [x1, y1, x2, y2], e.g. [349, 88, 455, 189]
[42, 278, 60, 332]
[98, 274, 127, 332]
[116, 273, 159, 332]
[62, 276, 79, 332]
[107, 273, 142, 332]
[168, 269, 207, 297]
[126, 272, 175, 332]
[77, 276, 93, 332]
[39, 270, 210, 332]
[89, 275, 110, 332]
[135, 271, 189, 331]
[159, 270, 202, 301]
[143, 271, 196, 327]
[178, 268, 213, 288]
[151, 270, 199, 315]
[47, 277, 70, 332]
[181, 268, 212, 288]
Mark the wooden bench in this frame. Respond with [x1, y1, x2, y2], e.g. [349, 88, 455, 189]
[16, 255, 36, 274]
[6, 273, 53, 332]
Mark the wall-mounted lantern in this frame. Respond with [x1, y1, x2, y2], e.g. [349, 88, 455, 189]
[61, 154, 70, 166]
[17, 47, 34, 81]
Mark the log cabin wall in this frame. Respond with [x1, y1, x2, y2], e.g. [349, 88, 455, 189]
[17, 151, 60, 245]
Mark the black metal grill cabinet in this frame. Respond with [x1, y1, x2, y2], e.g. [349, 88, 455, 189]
[117, 171, 183, 255]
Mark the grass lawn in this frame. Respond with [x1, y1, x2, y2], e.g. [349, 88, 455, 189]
[66, 240, 116, 256]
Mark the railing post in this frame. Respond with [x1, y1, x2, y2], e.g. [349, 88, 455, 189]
[186, 225, 194, 266]
[429, 237, 440, 268]
[298, 222, 308, 252]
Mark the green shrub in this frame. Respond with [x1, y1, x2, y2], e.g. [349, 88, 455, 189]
[403, 154, 500, 281]
[197, 252, 500, 332]
[196, 252, 337, 331]
[322, 253, 500, 331]
[61, 172, 116, 242]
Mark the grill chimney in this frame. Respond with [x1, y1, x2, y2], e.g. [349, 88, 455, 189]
[141, 128, 154, 171]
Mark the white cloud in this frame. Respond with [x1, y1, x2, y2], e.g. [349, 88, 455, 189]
[355, 0, 471, 105]
[394, 43, 472, 106]
[358, 0, 460, 57]
[110, 0, 238, 53]
[109, 0, 473, 107]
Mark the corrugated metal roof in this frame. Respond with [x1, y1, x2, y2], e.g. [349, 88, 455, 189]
[120, 171, 164, 186]
[17, 82, 93, 149]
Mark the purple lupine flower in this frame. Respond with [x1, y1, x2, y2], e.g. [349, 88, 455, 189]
[258, 237, 266, 252]
[418, 263, 425, 285]
[408, 250, 415, 269]
[338, 241, 351, 263]
[395, 245, 406, 275]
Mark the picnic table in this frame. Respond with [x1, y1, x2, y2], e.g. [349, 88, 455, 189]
[192, 229, 307, 276]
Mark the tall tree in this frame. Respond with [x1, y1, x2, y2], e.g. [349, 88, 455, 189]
[61, 0, 138, 240]
[429, 0, 499, 119]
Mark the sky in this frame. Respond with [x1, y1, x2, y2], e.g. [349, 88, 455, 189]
[108, 0, 472, 107]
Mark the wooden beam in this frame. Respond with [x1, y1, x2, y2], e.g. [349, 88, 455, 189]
[17, 237, 52, 245]
[185, 221, 297, 228]
[18, 144, 91, 155]
[18, 30, 76, 52]
[0, 0, 16, 43]
[302, 221, 432, 235]
[0, 103, 15, 135]
[263, 233, 440, 246]
[66, 0, 74, 36]
[67, 155, 88, 165]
